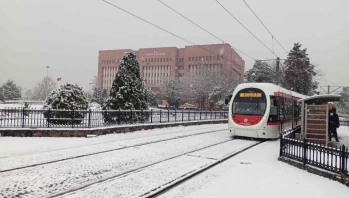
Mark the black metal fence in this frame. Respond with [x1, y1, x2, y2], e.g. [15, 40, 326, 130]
[280, 130, 349, 176]
[0, 108, 228, 129]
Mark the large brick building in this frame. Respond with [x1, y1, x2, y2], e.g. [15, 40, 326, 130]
[98, 43, 245, 92]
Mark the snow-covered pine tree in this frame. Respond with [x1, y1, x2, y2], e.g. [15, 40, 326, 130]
[0, 87, 4, 102]
[1, 79, 21, 100]
[244, 60, 279, 83]
[282, 43, 317, 95]
[43, 83, 88, 125]
[102, 52, 148, 124]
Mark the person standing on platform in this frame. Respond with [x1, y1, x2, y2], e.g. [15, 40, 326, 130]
[329, 107, 340, 142]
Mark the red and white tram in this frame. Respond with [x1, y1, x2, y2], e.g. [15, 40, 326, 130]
[226, 83, 307, 139]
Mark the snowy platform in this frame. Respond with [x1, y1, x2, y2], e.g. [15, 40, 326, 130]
[329, 126, 349, 147]
[159, 141, 348, 198]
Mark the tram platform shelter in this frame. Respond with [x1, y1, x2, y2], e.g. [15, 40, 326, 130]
[297, 94, 341, 145]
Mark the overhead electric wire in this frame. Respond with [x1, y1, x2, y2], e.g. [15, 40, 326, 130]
[156, 0, 256, 60]
[215, 0, 278, 57]
[242, 0, 288, 54]
[99, 0, 256, 69]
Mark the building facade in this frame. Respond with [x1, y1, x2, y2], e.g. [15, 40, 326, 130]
[98, 43, 245, 92]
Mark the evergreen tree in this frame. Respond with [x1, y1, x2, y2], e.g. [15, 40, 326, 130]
[43, 83, 88, 124]
[0, 87, 4, 102]
[282, 43, 317, 95]
[102, 52, 148, 123]
[245, 61, 279, 83]
[1, 79, 21, 100]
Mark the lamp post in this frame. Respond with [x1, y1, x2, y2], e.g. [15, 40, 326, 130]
[46, 66, 49, 99]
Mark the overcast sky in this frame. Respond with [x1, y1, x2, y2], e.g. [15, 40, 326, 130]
[1, 0, 348, 93]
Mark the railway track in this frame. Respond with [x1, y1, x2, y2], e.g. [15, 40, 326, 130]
[142, 141, 263, 198]
[0, 128, 228, 173]
[0, 125, 222, 159]
[50, 140, 263, 198]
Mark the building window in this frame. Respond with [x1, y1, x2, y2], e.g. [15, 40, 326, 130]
[157, 58, 159, 62]
[189, 57, 191, 61]
[213, 56, 216, 60]
[170, 57, 172, 62]
[221, 55, 223, 60]
[195, 57, 198, 61]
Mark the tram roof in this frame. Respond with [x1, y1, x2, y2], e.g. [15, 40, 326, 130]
[297, 94, 341, 104]
[235, 83, 306, 99]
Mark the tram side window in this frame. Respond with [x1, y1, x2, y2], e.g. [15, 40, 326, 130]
[284, 98, 293, 120]
[270, 96, 277, 115]
[269, 96, 278, 121]
[278, 97, 285, 121]
[294, 101, 301, 120]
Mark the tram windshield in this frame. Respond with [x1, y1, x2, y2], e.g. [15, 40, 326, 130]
[232, 88, 267, 115]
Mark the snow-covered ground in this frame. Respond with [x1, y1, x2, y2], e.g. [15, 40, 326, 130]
[328, 126, 349, 147]
[60, 140, 258, 198]
[1, 124, 347, 198]
[0, 125, 228, 171]
[0, 126, 232, 198]
[159, 141, 348, 198]
[0, 124, 226, 157]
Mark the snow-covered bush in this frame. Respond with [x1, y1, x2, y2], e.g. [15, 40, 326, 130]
[102, 52, 149, 124]
[43, 83, 88, 125]
[1, 79, 21, 100]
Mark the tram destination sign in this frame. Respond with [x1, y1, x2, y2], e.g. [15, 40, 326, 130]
[239, 93, 262, 98]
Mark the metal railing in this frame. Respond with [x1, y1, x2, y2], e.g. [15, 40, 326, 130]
[280, 129, 348, 176]
[0, 108, 228, 129]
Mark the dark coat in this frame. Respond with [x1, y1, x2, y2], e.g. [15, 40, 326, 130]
[329, 113, 340, 132]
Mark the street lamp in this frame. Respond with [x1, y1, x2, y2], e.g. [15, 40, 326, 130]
[46, 66, 49, 99]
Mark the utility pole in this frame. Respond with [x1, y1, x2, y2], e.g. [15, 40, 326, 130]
[328, 85, 330, 94]
[46, 66, 49, 99]
[276, 57, 280, 86]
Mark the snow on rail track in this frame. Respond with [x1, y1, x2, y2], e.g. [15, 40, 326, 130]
[0, 127, 226, 172]
[0, 130, 232, 198]
[0, 125, 225, 158]
[54, 140, 262, 198]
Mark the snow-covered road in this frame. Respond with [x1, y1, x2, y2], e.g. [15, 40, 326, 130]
[0, 124, 236, 198]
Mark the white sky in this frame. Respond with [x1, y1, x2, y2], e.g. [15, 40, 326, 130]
[1, 0, 348, 92]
